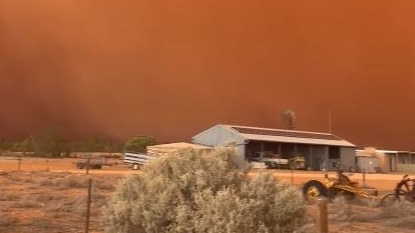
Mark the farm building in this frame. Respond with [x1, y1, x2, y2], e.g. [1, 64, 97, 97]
[394, 151, 415, 173]
[192, 124, 356, 171]
[356, 147, 415, 173]
[355, 148, 381, 173]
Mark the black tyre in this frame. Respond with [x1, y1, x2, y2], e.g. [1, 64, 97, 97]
[302, 180, 328, 202]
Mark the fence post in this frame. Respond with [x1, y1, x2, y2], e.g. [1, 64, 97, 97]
[17, 156, 22, 171]
[291, 168, 294, 184]
[85, 178, 92, 233]
[86, 157, 90, 175]
[362, 169, 366, 186]
[317, 198, 328, 233]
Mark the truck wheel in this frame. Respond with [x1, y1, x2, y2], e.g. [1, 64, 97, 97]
[302, 180, 328, 202]
[132, 163, 140, 170]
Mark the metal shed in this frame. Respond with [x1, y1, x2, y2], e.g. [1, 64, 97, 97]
[192, 124, 356, 171]
[356, 147, 415, 173]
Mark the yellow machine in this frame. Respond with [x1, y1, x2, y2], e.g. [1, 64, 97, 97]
[302, 170, 415, 204]
[302, 170, 381, 202]
[289, 156, 306, 170]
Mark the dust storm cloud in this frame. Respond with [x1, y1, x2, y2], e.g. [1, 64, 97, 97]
[0, 0, 415, 149]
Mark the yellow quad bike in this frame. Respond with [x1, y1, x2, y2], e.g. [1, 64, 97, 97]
[302, 170, 381, 202]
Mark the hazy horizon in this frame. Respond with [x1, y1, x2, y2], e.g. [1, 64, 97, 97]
[1, 0, 415, 150]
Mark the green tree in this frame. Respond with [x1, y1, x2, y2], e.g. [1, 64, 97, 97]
[0, 138, 12, 152]
[123, 136, 156, 153]
[102, 148, 308, 233]
[32, 133, 71, 158]
[10, 136, 35, 155]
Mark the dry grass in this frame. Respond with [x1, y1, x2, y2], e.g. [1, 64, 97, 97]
[12, 200, 42, 208]
[44, 197, 85, 219]
[376, 201, 415, 228]
[294, 223, 317, 233]
[377, 201, 415, 218]
[0, 194, 21, 201]
[39, 176, 90, 189]
[322, 195, 415, 232]
[329, 196, 354, 222]
[384, 216, 415, 228]
[0, 169, 119, 233]
[0, 211, 17, 227]
[1, 157, 415, 233]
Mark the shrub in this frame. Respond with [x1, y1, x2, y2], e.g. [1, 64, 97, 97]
[123, 136, 156, 153]
[102, 147, 307, 233]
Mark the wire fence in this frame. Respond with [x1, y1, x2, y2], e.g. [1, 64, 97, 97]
[2, 157, 413, 233]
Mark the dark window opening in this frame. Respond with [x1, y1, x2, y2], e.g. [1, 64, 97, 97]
[329, 146, 340, 159]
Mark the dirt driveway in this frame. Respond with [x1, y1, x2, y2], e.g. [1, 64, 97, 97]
[0, 156, 404, 191]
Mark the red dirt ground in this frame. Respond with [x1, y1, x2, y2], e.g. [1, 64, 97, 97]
[1, 156, 414, 233]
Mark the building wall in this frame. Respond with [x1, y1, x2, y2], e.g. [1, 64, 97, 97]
[192, 125, 246, 159]
[244, 143, 355, 171]
[396, 163, 415, 173]
[311, 145, 327, 170]
[327, 146, 340, 171]
[192, 125, 245, 146]
[376, 154, 391, 173]
[236, 145, 245, 163]
[340, 147, 356, 171]
[311, 146, 356, 171]
[192, 125, 357, 169]
[356, 156, 379, 173]
[245, 142, 340, 171]
[395, 153, 415, 173]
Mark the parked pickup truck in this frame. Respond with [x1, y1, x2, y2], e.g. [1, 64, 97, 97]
[123, 152, 156, 170]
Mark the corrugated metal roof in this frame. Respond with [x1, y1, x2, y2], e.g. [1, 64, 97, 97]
[220, 124, 356, 147]
[231, 126, 341, 140]
[147, 142, 213, 150]
[356, 149, 410, 154]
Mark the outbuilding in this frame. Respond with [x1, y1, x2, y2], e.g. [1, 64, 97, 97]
[192, 124, 356, 171]
[356, 147, 415, 173]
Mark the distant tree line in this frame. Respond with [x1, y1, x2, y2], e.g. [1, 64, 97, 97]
[0, 134, 157, 158]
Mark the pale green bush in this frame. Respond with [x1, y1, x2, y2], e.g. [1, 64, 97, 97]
[102, 147, 307, 233]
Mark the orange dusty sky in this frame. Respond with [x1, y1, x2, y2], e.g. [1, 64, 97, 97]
[0, 0, 414, 149]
